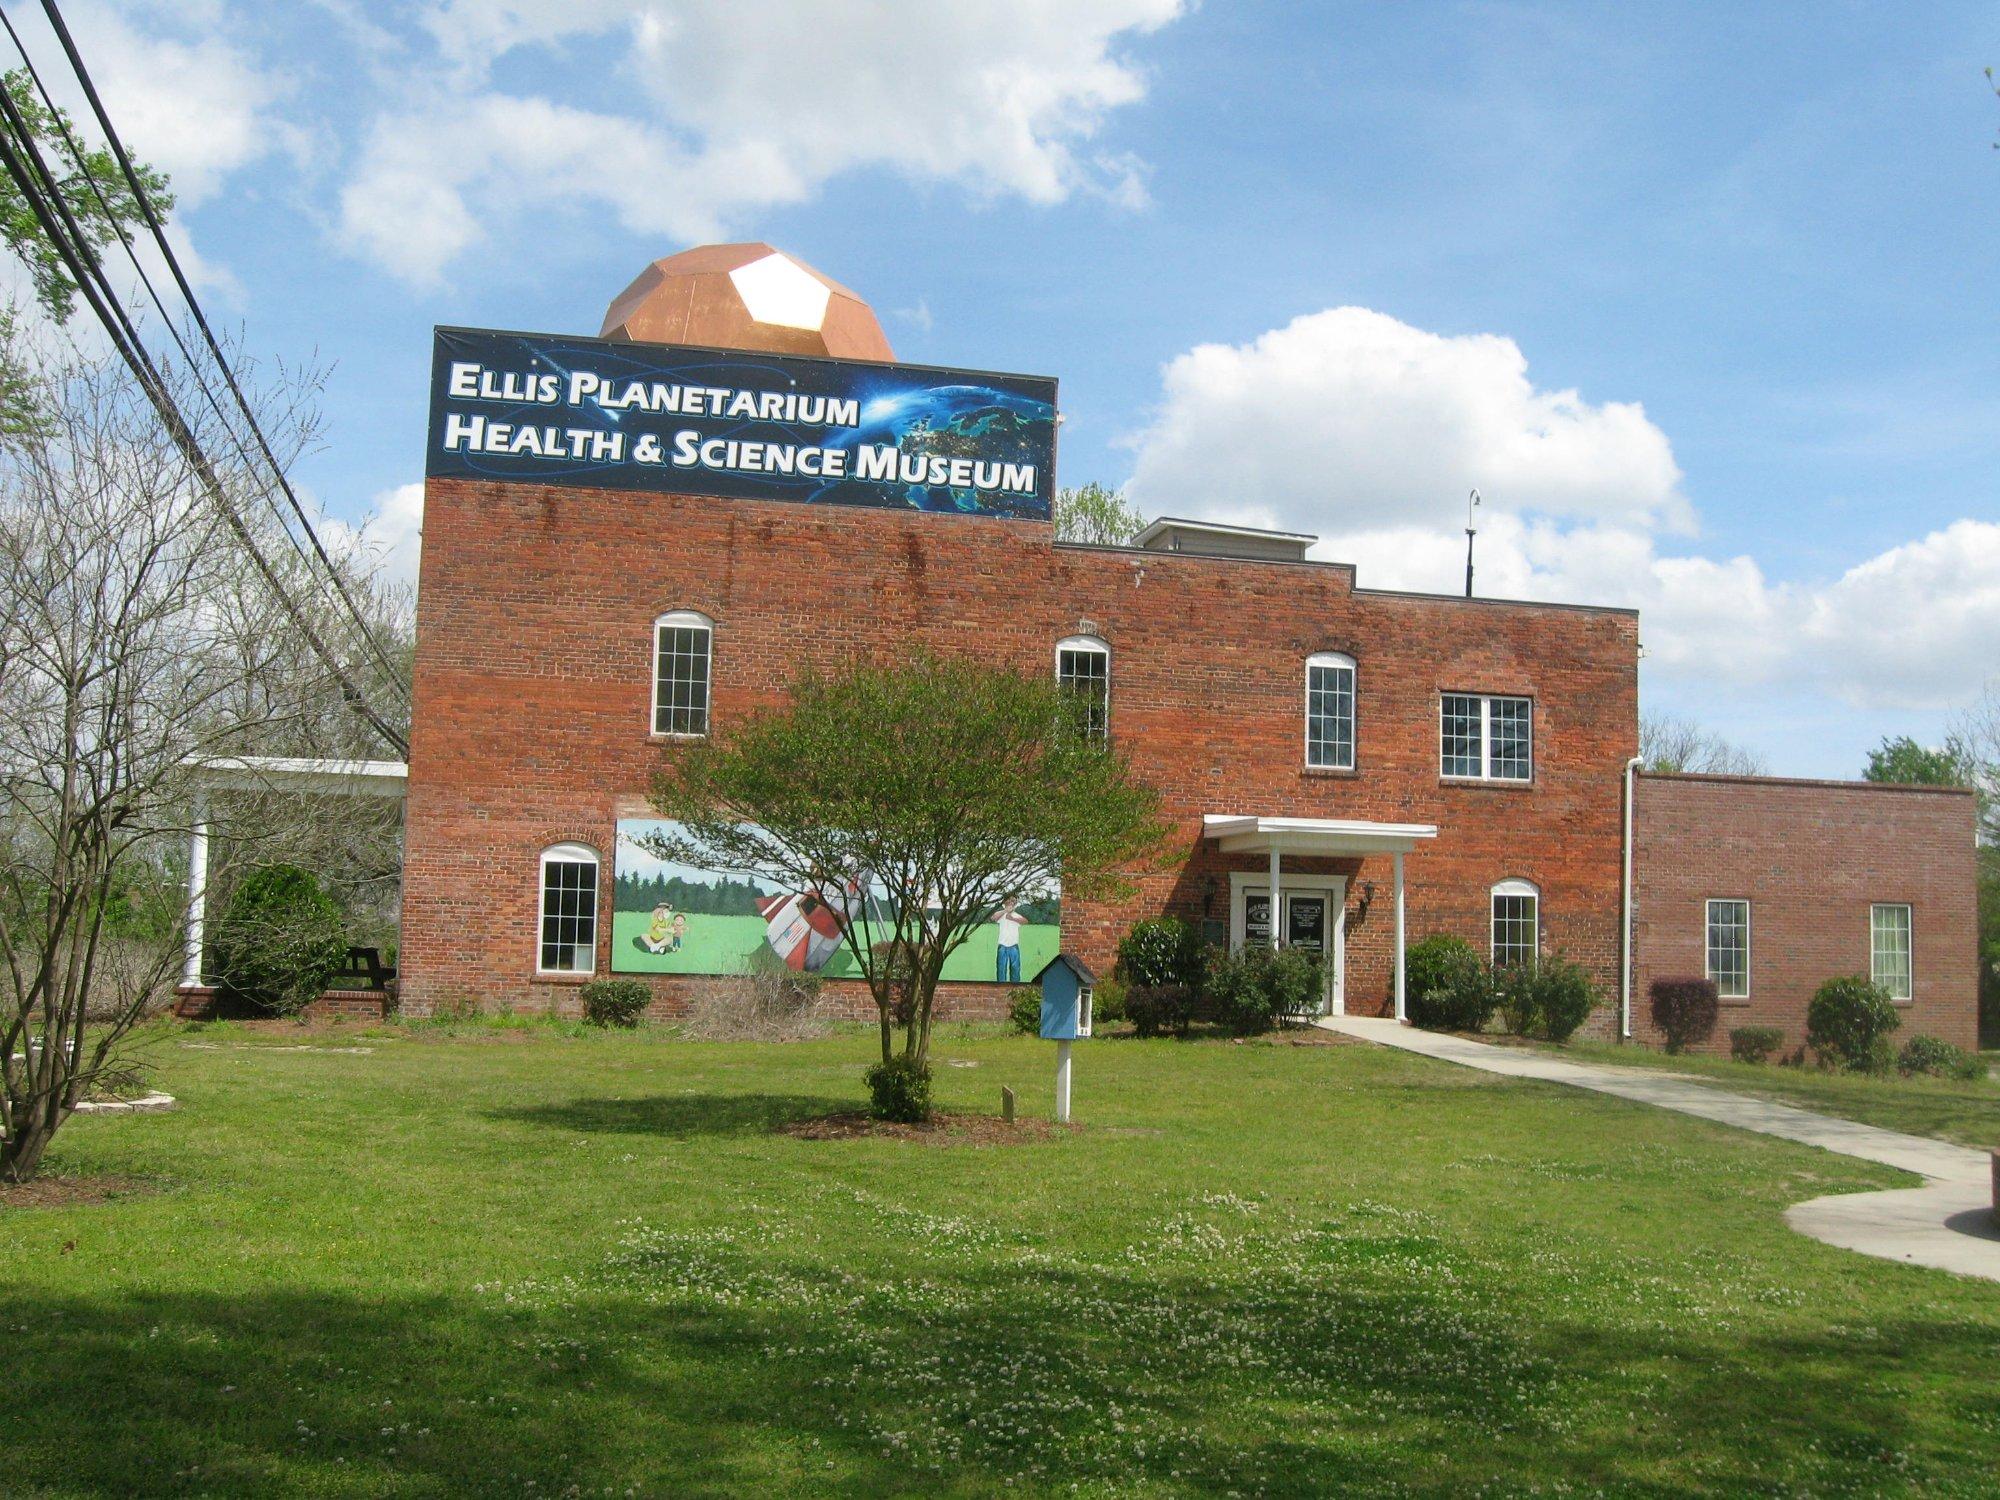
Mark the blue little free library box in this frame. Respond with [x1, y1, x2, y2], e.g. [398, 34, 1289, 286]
[1032, 952, 1096, 1041]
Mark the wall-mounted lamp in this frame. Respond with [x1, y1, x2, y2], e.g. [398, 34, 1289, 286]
[1202, 873, 1219, 917]
[1355, 880, 1376, 921]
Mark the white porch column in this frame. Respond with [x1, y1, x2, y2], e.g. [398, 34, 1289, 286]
[1267, 841, 1282, 949]
[1392, 849, 1407, 1022]
[183, 793, 209, 989]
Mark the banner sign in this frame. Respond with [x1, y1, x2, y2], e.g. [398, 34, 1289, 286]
[427, 327, 1058, 521]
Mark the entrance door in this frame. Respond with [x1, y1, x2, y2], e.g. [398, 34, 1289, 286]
[1283, 894, 1330, 1018]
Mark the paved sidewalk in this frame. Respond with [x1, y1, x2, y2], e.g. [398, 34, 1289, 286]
[1321, 1015, 2000, 1282]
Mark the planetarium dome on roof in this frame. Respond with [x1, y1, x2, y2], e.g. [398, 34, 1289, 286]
[599, 243, 895, 362]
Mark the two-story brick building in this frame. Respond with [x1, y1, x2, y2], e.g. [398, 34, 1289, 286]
[391, 243, 1979, 1053]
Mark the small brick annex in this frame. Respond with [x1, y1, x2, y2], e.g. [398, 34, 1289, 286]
[1632, 773, 1978, 1052]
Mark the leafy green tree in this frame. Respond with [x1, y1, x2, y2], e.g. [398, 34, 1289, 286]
[1863, 734, 1974, 788]
[1054, 482, 1145, 546]
[210, 865, 348, 1017]
[648, 654, 1167, 1100]
[0, 69, 173, 325]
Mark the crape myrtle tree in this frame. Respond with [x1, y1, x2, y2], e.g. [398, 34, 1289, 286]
[0, 330, 393, 1182]
[648, 653, 1167, 1097]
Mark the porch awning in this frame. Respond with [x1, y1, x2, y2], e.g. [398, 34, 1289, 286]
[192, 756, 409, 799]
[1203, 814, 1437, 857]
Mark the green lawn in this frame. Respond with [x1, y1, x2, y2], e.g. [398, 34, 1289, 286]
[1524, 1037, 2000, 1150]
[6, 1020, 2000, 1497]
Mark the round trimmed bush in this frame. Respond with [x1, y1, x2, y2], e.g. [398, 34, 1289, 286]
[1650, 977, 1720, 1054]
[1116, 916, 1206, 990]
[864, 1055, 933, 1122]
[1404, 934, 1491, 1032]
[209, 864, 347, 1017]
[580, 978, 650, 1028]
[1126, 983, 1195, 1038]
[1533, 955, 1599, 1043]
[1007, 986, 1042, 1035]
[1806, 975, 1901, 1071]
[1729, 1026, 1784, 1065]
[1896, 1034, 1984, 1081]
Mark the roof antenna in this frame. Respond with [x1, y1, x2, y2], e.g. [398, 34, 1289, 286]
[1464, 489, 1481, 598]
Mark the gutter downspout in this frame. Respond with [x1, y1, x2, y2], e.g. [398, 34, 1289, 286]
[1620, 756, 1643, 1040]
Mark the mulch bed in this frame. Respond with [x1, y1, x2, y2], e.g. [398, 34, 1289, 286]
[0, 1173, 153, 1211]
[778, 1110, 1076, 1146]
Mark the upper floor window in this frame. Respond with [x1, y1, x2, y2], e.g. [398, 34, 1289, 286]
[653, 610, 712, 736]
[1706, 898, 1750, 999]
[1870, 903, 1912, 1000]
[1305, 652, 1356, 770]
[1055, 636, 1110, 743]
[538, 843, 599, 975]
[1442, 693, 1532, 781]
[1491, 878, 1539, 970]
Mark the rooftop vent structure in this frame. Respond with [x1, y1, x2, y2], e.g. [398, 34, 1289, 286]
[1131, 516, 1318, 562]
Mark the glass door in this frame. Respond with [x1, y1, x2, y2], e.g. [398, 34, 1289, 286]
[1284, 894, 1330, 1017]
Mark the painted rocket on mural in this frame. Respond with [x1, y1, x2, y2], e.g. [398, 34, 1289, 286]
[756, 873, 869, 971]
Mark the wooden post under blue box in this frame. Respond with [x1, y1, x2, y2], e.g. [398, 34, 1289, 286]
[1032, 952, 1094, 1122]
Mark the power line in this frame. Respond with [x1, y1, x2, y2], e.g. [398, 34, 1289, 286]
[15, 1, 413, 709]
[0, 74, 411, 756]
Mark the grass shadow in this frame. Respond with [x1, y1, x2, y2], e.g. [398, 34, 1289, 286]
[484, 1091, 847, 1139]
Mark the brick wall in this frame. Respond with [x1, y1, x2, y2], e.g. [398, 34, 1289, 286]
[399, 478, 1642, 1020]
[1631, 773, 1979, 1053]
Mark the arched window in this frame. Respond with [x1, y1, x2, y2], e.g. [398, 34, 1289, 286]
[653, 610, 713, 736]
[1305, 652, 1356, 770]
[1055, 635, 1110, 743]
[538, 842, 600, 975]
[1490, 878, 1539, 970]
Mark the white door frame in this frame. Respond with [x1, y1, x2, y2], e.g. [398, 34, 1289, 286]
[1227, 870, 1346, 1016]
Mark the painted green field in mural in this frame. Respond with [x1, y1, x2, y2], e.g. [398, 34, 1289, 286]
[611, 912, 1058, 984]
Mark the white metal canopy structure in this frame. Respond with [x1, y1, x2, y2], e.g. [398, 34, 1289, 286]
[1203, 814, 1438, 1021]
[181, 757, 409, 990]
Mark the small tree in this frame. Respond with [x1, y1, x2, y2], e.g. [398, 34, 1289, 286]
[1806, 976, 1901, 1072]
[649, 654, 1166, 1110]
[1639, 713, 1766, 775]
[1053, 482, 1144, 546]
[209, 864, 348, 1017]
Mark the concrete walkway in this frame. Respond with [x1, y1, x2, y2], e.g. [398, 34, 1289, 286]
[1321, 1015, 2000, 1283]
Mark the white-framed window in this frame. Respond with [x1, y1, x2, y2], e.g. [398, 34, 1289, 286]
[1305, 652, 1356, 770]
[653, 610, 713, 736]
[1055, 635, 1110, 743]
[1870, 903, 1913, 1001]
[538, 843, 599, 975]
[1491, 878, 1539, 970]
[1441, 692, 1533, 781]
[1706, 899, 1750, 999]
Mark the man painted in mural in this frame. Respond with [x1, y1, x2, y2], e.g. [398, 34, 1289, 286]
[994, 900, 1025, 984]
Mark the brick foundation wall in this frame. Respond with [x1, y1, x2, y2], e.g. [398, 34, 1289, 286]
[1631, 773, 1979, 1053]
[399, 478, 1641, 1020]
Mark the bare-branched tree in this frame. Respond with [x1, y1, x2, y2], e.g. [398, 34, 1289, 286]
[0, 327, 396, 1182]
[1639, 713, 1768, 776]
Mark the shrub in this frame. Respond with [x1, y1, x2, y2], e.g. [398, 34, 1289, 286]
[1007, 986, 1042, 1035]
[580, 978, 650, 1028]
[678, 965, 828, 1041]
[1200, 945, 1325, 1035]
[1806, 975, 1901, 1071]
[1268, 946, 1326, 1022]
[209, 864, 348, 1017]
[1533, 954, 1599, 1043]
[1404, 934, 1491, 1032]
[864, 1055, 933, 1122]
[1092, 976, 1127, 1026]
[1896, 1034, 1986, 1081]
[1126, 983, 1196, 1038]
[1650, 977, 1720, 1054]
[1492, 962, 1540, 1037]
[1729, 1026, 1784, 1065]
[1116, 916, 1207, 990]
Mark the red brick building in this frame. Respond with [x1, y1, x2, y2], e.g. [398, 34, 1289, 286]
[392, 245, 1981, 1051]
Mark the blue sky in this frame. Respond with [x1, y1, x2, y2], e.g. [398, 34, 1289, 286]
[19, 1, 2000, 775]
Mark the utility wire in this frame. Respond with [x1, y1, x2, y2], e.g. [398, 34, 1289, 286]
[0, 82, 410, 756]
[18, 1, 413, 707]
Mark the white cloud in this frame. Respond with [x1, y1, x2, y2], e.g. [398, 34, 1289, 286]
[1123, 307, 2000, 711]
[1125, 306, 1690, 535]
[60, 1, 294, 208]
[322, 481, 424, 594]
[340, 0, 1185, 285]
